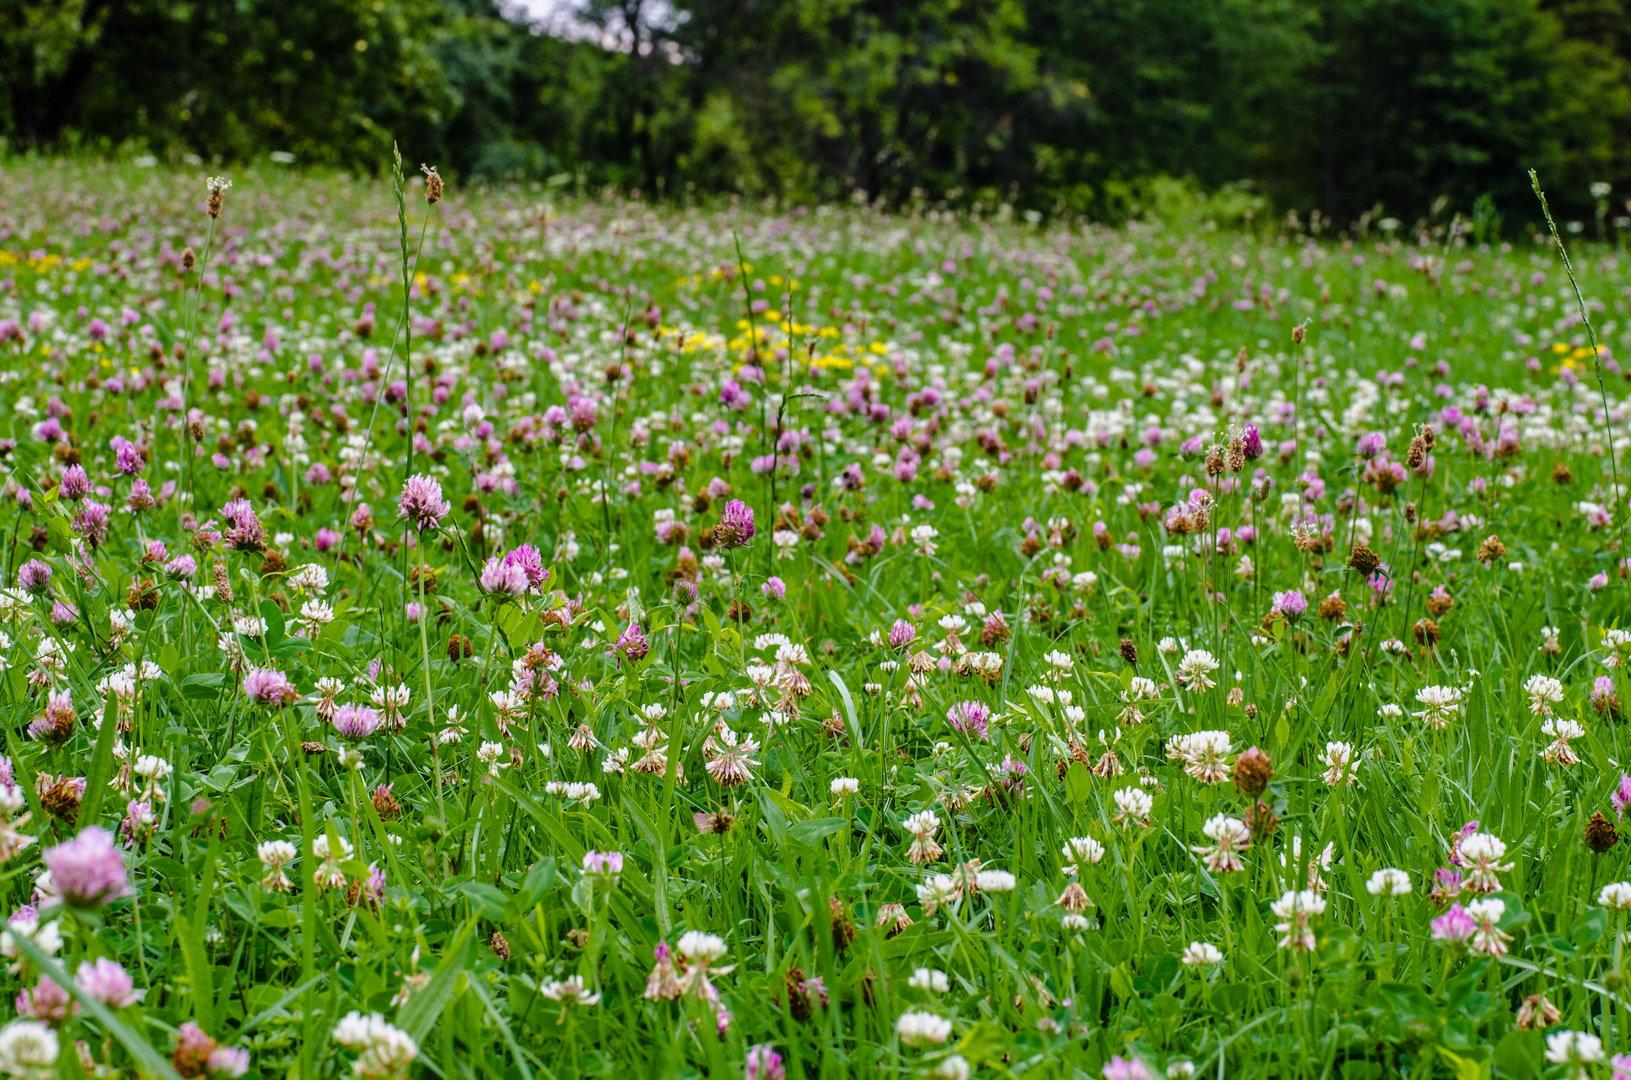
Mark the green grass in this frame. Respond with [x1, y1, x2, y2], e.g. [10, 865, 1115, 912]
[0, 158, 1626, 1079]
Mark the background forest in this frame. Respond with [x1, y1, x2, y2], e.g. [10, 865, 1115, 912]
[5, 0, 1631, 229]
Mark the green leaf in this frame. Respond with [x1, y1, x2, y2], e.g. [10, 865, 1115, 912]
[1436, 1045, 1488, 1080]
[459, 881, 509, 920]
[520, 857, 559, 906]
[827, 671, 860, 743]
[1064, 762, 1093, 802]
[1492, 1030, 1540, 1080]
[398, 917, 475, 1043]
[76, 695, 122, 827]
[787, 816, 847, 848]
[259, 598, 287, 644]
[180, 673, 227, 699]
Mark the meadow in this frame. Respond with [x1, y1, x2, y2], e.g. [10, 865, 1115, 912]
[0, 157, 1628, 1079]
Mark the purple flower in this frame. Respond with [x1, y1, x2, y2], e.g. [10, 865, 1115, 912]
[581, 850, 624, 879]
[501, 544, 549, 589]
[746, 1045, 786, 1080]
[164, 554, 198, 581]
[242, 667, 298, 707]
[314, 528, 340, 552]
[479, 556, 529, 597]
[72, 500, 111, 548]
[42, 826, 131, 908]
[16, 559, 50, 595]
[995, 754, 1028, 796]
[176, 1024, 246, 1076]
[1272, 590, 1308, 622]
[332, 704, 382, 740]
[208, 1047, 250, 1078]
[1355, 432, 1386, 458]
[126, 478, 157, 513]
[59, 465, 89, 501]
[49, 601, 77, 628]
[1431, 903, 1476, 944]
[760, 576, 786, 601]
[715, 499, 756, 549]
[28, 691, 75, 744]
[946, 700, 991, 741]
[1614, 774, 1631, 821]
[888, 619, 916, 652]
[111, 437, 145, 476]
[15, 974, 75, 1024]
[1103, 1056, 1153, 1080]
[397, 474, 451, 533]
[74, 958, 141, 1009]
[175, 1023, 217, 1068]
[612, 623, 650, 664]
[220, 498, 265, 550]
[1242, 424, 1263, 460]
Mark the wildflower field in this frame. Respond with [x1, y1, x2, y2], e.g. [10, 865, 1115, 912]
[3, 158, 1631, 1080]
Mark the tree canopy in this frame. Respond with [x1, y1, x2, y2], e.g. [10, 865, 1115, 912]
[4, 0, 1629, 225]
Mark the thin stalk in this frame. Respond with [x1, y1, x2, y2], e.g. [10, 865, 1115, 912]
[1531, 170, 1629, 577]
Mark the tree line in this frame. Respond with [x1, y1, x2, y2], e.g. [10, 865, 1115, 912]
[5, 0, 1630, 227]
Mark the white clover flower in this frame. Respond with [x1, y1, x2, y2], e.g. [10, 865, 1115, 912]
[1270, 889, 1326, 951]
[907, 968, 950, 994]
[1175, 649, 1220, 691]
[1319, 741, 1357, 786]
[1523, 674, 1565, 714]
[1060, 836, 1105, 874]
[916, 874, 960, 917]
[1365, 868, 1411, 896]
[1180, 942, 1223, 967]
[895, 1009, 953, 1047]
[676, 931, 727, 963]
[332, 1011, 418, 1079]
[0, 1020, 58, 1080]
[1112, 786, 1154, 828]
[1545, 1029, 1603, 1075]
[1413, 685, 1464, 728]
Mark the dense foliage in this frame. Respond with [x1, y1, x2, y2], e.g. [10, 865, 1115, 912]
[2, 157, 1631, 1077]
[7, 0, 1631, 224]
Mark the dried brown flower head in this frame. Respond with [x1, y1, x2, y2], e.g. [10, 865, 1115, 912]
[1232, 747, 1274, 797]
[1586, 811, 1619, 854]
[1348, 544, 1381, 575]
[205, 176, 231, 219]
[421, 164, 444, 204]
